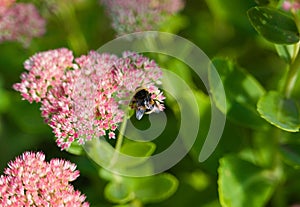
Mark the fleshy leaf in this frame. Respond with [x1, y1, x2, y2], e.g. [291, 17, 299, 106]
[66, 141, 84, 155]
[275, 44, 296, 63]
[104, 173, 178, 204]
[121, 141, 156, 157]
[83, 137, 115, 167]
[218, 156, 277, 207]
[210, 58, 267, 129]
[105, 182, 135, 204]
[248, 6, 299, 44]
[257, 91, 300, 132]
[127, 173, 178, 203]
[84, 138, 154, 175]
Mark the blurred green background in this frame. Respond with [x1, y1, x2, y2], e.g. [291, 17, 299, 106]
[1, 0, 300, 206]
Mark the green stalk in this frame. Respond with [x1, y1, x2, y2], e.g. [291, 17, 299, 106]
[281, 11, 300, 98]
[109, 117, 128, 167]
[283, 53, 300, 98]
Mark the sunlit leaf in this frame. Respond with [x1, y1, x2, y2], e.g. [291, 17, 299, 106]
[248, 6, 299, 44]
[121, 141, 156, 157]
[83, 137, 115, 167]
[84, 138, 154, 175]
[104, 173, 178, 204]
[114, 200, 142, 207]
[257, 91, 300, 132]
[210, 58, 268, 129]
[105, 182, 135, 204]
[218, 156, 277, 207]
[66, 141, 84, 155]
[275, 44, 296, 63]
[127, 173, 178, 203]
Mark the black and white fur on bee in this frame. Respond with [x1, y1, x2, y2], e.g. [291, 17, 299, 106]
[130, 87, 164, 120]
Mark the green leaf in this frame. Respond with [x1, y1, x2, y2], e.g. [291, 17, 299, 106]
[210, 58, 268, 129]
[121, 141, 156, 157]
[104, 173, 178, 204]
[99, 168, 115, 181]
[248, 6, 299, 44]
[83, 137, 115, 167]
[275, 44, 295, 63]
[113, 200, 142, 207]
[127, 173, 178, 203]
[84, 138, 154, 176]
[66, 141, 84, 155]
[105, 182, 135, 204]
[218, 156, 277, 207]
[257, 91, 300, 132]
[279, 143, 300, 167]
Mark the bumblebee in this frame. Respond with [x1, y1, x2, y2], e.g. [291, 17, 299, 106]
[130, 87, 163, 120]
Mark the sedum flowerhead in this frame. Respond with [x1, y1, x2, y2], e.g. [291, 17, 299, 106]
[282, 0, 300, 11]
[0, 151, 89, 207]
[14, 48, 165, 150]
[0, 2, 46, 47]
[13, 48, 75, 103]
[100, 0, 185, 35]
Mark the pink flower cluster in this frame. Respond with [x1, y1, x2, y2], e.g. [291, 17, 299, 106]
[100, 0, 185, 35]
[0, 0, 15, 15]
[13, 48, 165, 150]
[0, 151, 89, 206]
[0, 2, 46, 47]
[282, 0, 300, 11]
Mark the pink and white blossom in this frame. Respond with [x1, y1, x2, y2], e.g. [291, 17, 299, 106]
[100, 0, 185, 35]
[0, 2, 46, 47]
[0, 151, 89, 206]
[13, 48, 165, 150]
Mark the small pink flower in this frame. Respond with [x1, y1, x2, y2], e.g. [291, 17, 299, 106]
[0, 151, 89, 206]
[100, 0, 185, 35]
[0, 2, 46, 47]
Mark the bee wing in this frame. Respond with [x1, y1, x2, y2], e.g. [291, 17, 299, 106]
[136, 108, 146, 120]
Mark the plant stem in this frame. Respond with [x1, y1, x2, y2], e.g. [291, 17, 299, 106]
[283, 54, 300, 98]
[109, 117, 128, 167]
[115, 117, 128, 152]
[283, 12, 300, 98]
